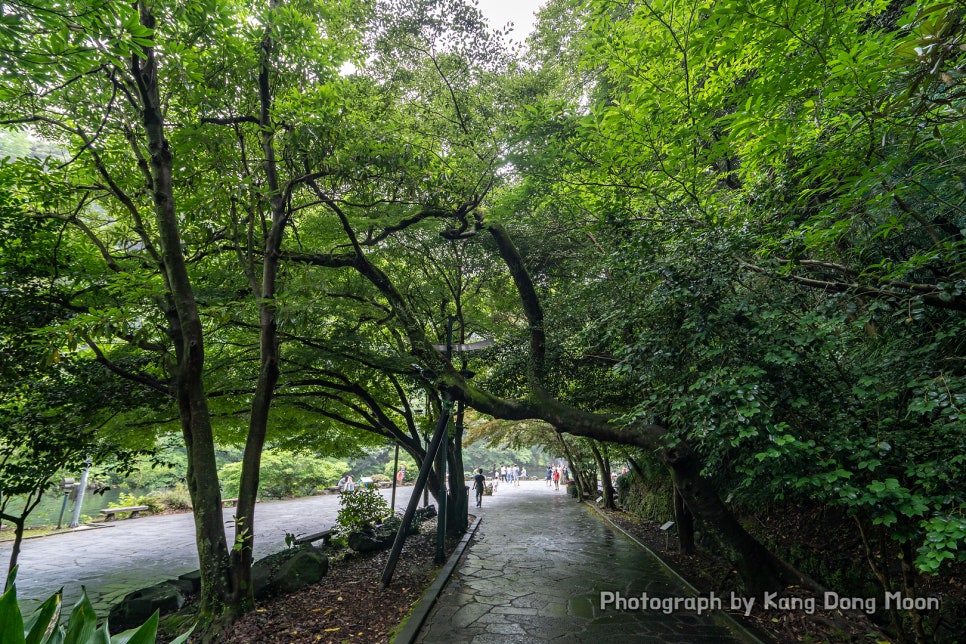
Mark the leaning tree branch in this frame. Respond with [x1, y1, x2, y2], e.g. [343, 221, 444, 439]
[81, 333, 170, 395]
[741, 259, 966, 312]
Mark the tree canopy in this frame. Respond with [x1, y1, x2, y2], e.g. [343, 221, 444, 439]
[1, 0, 964, 639]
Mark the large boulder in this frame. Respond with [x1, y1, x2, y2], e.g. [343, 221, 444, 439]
[347, 528, 394, 553]
[413, 504, 436, 521]
[252, 545, 328, 599]
[109, 581, 184, 632]
[169, 569, 201, 595]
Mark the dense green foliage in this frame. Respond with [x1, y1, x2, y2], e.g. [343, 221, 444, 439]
[1, 0, 964, 638]
[218, 451, 346, 499]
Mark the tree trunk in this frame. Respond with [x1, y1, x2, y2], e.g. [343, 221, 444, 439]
[130, 5, 233, 630]
[4, 516, 25, 582]
[664, 441, 820, 595]
[590, 442, 615, 509]
[555, 433, 584, 499]
[226, 13, 289, 617]
[447, 403, 468, 534]
[673, 486, 696, 555]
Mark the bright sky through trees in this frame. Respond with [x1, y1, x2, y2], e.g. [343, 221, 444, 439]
[478, 0, 544, 39]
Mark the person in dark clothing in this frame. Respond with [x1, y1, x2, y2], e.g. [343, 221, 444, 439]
[473, 468, 486, 508]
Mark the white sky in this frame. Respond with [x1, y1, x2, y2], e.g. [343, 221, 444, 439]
[476, 0, 546, 40]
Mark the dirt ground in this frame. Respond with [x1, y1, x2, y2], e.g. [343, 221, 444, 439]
[219, 520, 449, 644]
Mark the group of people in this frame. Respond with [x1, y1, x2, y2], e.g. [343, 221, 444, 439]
[493, 464, 525, 486]
[545, 464, 568, 490]
[337, 474, 355, 492]
[470, 462, 571, 507]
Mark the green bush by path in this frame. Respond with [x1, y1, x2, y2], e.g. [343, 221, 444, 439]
[218, 450, 347, 499]
[332, 487, 391, 546]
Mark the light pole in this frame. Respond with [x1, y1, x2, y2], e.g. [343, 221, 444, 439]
[380, 313, 492, 585]
[390, 443, 400, 512]
[68, 458, 91, 528]
[56, 477, 75, 530]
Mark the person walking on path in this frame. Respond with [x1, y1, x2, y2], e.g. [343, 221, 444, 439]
[512, 464, 520, 486]
[553, 467, 560, 490]
[546, 465, 553, 487]
[473, 468, 486, 508]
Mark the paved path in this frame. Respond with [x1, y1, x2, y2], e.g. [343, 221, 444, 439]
[416, 480, 742, 643]
[1, 486, 417, 617]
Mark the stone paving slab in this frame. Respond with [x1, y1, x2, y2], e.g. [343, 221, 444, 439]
[415, 482, 745, 643]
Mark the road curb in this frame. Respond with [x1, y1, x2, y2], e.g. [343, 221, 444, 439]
[392, 515, 482, 644]
[585, 502, 766, 644]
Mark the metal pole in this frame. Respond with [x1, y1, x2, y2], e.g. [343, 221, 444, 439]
[69, 458, 91, 528]
[381, 401, 452, 587]
[390, 443, 399, 512]
[56, 492, 70, 530]
[436, 430, 448, 564]
[436, 315, 455, 564]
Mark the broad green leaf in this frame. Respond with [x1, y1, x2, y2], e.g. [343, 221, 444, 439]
[0, 580, 26, 644]
[24, 591, 62, 644]
[110, 611, 158, 644]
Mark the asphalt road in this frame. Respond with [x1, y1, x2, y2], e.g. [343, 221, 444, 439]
[1, 485, 420, 617]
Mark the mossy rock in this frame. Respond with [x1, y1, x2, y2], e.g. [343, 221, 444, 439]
[109, 581, 185, 632]
[253, 545, 328, 599]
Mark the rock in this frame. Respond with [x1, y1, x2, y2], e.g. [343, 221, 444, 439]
[169, 569, 201, 595]
[109, 581, 184, 632]
[347, 528, 394, 553]
[414, 504, 436, 521]
[274, 548, 328, 594]
[252, 545, 328, 599]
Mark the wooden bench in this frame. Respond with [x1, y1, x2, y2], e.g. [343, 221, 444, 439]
[293, 529, 333, 546]
[99, 505, 149, 521]
[222, 498, 238, 507]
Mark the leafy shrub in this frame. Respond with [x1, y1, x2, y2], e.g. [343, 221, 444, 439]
[333, 488, 391, 545]
[219, 450, 346, 499]
[149, 482, 192, 510]
[107, 492, 162, 517]
[370, 474, 390, 483]
[0, 566, 193, 643]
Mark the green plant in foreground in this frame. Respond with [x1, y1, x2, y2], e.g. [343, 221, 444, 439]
[0, 566, 193, 644]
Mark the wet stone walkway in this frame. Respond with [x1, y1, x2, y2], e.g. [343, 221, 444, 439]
[416, 482, 742, 643]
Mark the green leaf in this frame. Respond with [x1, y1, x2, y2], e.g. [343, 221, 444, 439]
[165, 623, 196, 644]
[61, 588, 96, 644]
[111, 611, 158, 644]
[90, 623, 111, 644]
[24, 591, 62, 644]
[0, 579, 26, 644]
